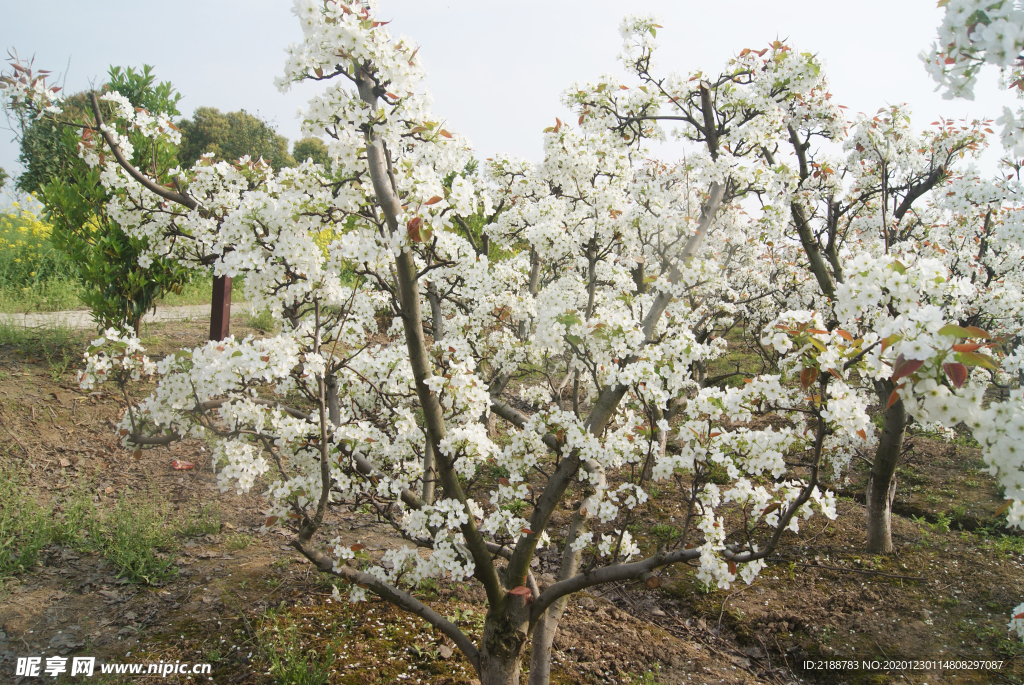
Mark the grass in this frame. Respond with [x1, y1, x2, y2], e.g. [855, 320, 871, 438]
[0, 466, 54, 577]
[178, 503, 222, 538]
[0, 469, 187, 586]
[0, 320, 87, 380]
[100, 492, 178, 584]
[256, 608, 335, 685]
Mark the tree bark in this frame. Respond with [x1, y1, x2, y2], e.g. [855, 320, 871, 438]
[480, 606, 528, 685]
[866, 387, 907, 553]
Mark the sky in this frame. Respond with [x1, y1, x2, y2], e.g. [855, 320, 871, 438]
[0, 0, 1013, 185]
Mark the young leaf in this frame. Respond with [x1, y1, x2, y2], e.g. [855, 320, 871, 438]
[407, 216, 425, 243]
[886, 386, 903, 410]
[891, 355, 923, 382]
[800, 366, 819, 390]
[942, 362, 968, 388]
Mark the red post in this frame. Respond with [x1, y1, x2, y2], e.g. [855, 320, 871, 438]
[210, 276, 232, 341]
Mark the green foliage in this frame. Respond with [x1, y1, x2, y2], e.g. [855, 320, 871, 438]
[292, 137, 329, 166]
[650, 523, 678, 543]
[178, 107, 295, 169]
[99, 492, 178, 584]
[0, 320, 86, 381]
[26, 64, 194, 333]
[14, 92, 93, 196]
[0, 166, 8, 188]
[178, 503, 221, 537]
[257, 610, 334, 685]
[0, 466, 52, 577]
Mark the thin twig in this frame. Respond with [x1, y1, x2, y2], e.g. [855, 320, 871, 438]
[3, 424, 29, 457]
[788, 561, 923, 581]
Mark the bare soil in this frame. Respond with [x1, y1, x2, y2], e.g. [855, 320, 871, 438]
[1, 320, 1022, 684]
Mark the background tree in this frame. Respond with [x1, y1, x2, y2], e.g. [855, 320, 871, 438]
[177, 106, 295, 169]
[7, 63, 193, 333]
[292, 136, 328, 166]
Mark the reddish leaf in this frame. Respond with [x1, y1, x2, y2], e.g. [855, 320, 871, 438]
[499, 478, 510, 486]
[808, 328, 828, 335]
[350, 543, 365, 551]
[1015, 613, 1024, 620]
[119, 429, 130, 436]
[836, 329, 854, 341]
[800, 367, 819, 390]
[438, 129, 453, 138]
[891, 355, 923, 382]
[996, 501, 1012, 517]
[424, 196, 443, 205]
[952, 343, 982, 353]
[260, 355, 270, 362]
[216, 345, 226, 352]
[943, 362, 968, 388]
[132, 448, 142, 460]
[856, 429, 867, 440]
[521, 528, 535, 535]
[265, 516, 279, 526]
[407, 216, 425, 243]
[886, 386, 903, 410]
[963, 326, 990, 339]
[728, 561, 737, 575]
[171, 460, 195, 470]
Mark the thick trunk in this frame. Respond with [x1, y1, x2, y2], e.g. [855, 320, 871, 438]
[866, 388, 907, 553]
[480, 609, 528, 685]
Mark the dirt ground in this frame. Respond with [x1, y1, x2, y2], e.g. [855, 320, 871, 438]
[1, 318, 1022, 684]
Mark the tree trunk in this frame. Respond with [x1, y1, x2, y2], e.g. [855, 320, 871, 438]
[528, 596, 569, 685]
[422, 438, 436, 505]
[866, 387, 907, 553]
[479, 609, 527, 685]
[528, 490, 597, 685]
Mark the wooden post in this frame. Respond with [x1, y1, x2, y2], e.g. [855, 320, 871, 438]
[210, 275, 232, 341]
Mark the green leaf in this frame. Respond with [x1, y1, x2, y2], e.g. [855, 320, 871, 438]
[937, 324, 972, 338]
[891, 260, 907, 275]
[955, 351, 998, 370]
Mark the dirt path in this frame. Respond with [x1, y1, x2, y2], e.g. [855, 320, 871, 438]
[0, 304, 247, 330]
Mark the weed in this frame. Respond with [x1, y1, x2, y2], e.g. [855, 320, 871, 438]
[245, 305, 278, 334]
[650, 523, 678, 543]
[418, 577, 440, 600]
[228, 533, 254, 550]
[628, 663, 665, 684]
[178, 503, 221, 537]
[257, 609, 334, 685]
[0, 466, 52, 576]
[0, 321, 86, 380]
[99, 492, 178, 584]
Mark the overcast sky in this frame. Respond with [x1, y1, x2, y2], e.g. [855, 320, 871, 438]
[0, 0, 1012, 183]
